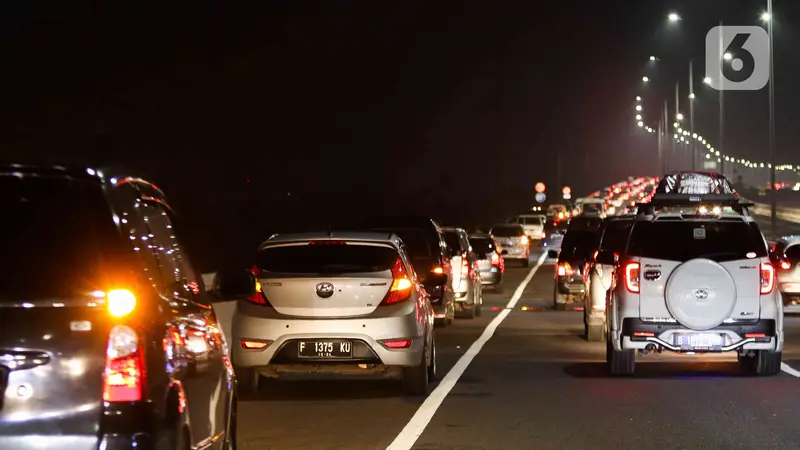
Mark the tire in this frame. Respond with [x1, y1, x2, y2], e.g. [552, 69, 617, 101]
[587, 324, 604, 342]
[403, 348, 429, 396]
[607, 339, 635, 376]
[755, 350, 782, 376]
[427, 335, 438, 382]
[233, 366, 258, 399]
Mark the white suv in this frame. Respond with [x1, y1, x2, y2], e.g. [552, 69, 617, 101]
[604, 197, 783, 376]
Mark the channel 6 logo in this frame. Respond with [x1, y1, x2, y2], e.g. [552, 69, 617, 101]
[705, 26, 769, 90]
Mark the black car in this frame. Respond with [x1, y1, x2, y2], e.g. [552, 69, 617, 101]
[363, 216, 455, 326]
[0, 165, 236, 450]
[550, 216, 604, 310]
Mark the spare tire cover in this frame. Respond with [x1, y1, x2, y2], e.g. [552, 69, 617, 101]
[665, 258, 737, 331]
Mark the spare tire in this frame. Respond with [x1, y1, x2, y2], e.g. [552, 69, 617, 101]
[665, 258, 737, 331]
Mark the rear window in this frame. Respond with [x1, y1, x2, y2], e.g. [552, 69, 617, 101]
[257, 243, 398, 274]
[518, 217, 544, 226]
[569, 217, 604, 231]
[627, 220, 767, 262]
[371, 228, 432, 258]
[784, 244, 800, 260]
[0, 176, 133, 300]
[469, 237, 497, 257]
[582, 203, 604, 214]
[491, 225, 523, 237]
[444, 231, 464, 253]
[599, 220, 633, 253]
[560, 230, 600, 260]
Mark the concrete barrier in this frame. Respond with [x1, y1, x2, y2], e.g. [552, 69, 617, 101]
[752, 202, 800, 224]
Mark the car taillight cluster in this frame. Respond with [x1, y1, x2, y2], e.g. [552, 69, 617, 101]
[246, 280, 274, 307]
[103, 325, 144, 403]
[520, 235, 529, 246]
[460, 259, 469, 275]
[760, 262, 775, 294]
[623, 262, 640, 293]
[381, 258, 413, 305]
[779, 260, 792, 270]
[556, 262, 573, 277]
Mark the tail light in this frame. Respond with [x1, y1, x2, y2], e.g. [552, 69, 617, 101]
[432, 266, 444, 274]
[540, 231, 546, 239]
[520, 235, 529, 245]
[381, 258, 413, 305]
[380, 339, 413, 349]
[106, 289, 137, 317]
[780, 260, 791, 270]
[460, 259, 469, 275]
[490, 252, 505, 273]
[103, 325, 144, 403]
[623, 262, 640, 293]
[760, 262, 775, 294]
[241, 339, 271, 350]
[556, 262, 573, 277]
[247, 280, 273, 306]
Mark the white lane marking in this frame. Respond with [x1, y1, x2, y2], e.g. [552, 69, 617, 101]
[386, 253, 548, 450]
[781, 362, 800, 377]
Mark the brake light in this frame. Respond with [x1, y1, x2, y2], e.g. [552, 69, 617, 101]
[381, 339, 413, 349]
[540, 231, 546, 239]
[247, 280, 272, 306]
[760, 262, 775, 294]
[593, 250, 599, 262]
[381, 258, 413, 305]
[241, 339, 271, 350]
[623, 262, 640, 293]
[556, 262, 573, 277]
[520, 235, 529, 245]
[490, 252, 500, 265]
[461, 260, 469, 275]
[780, 261, 791, 270]
[432, 266, 444, 274]
[103, 325, 144, 403]
[106, 289, 137, 317]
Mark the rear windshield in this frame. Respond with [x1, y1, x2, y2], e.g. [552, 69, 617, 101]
[560, 230, 600, 260]
[257, 243, 398, 274]
[784, 244, 800, 260]
[371, 228, 432, 258]
[582, 203, 604, 213]
[517, 217, 544, 226]
[444, 231, 464, 253]
[0, 176, 133, 300]
[627, 220, 767, 262]
[491, 225, 523, 237]
[599, 220, 633, 253]
[469, 237, 497, 257]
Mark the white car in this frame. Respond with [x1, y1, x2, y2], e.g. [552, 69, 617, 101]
[217, 231, 437, 395]
[604, 196, 783, 376]
[515, 214, 546, 241]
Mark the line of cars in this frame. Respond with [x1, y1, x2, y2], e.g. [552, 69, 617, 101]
[550, 171, 785, 376]
[0, 164, 528, 449]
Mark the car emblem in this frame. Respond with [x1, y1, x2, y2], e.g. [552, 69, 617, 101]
[315, 282, 335, 299]
[694, 289, 709, 300]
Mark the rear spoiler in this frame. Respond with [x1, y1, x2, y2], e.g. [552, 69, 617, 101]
[636, 194, 753, 216]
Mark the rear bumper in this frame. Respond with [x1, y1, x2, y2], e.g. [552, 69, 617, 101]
[479, 270, 502, 285]
[556, 278, 585, 295]
[232, 308, 425, 371]
[616, 318, 781, 353]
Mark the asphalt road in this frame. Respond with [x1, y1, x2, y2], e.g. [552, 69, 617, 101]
[229, 250, 800, 450]
[752, 212, 800, 241]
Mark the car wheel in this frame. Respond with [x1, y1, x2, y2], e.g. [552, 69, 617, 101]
[755, 350, 782, 376]
[403, 347, 429, 396]
[607, 339, 635, 376]
[233, 366, 258, 399]
[587, 324, 604, 342]
[427, 334, 438, 381]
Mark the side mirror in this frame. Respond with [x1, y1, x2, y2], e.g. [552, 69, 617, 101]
[547, 249, 559, 259]
[595, 249, 617, 265]
[210, 269, 256, 300]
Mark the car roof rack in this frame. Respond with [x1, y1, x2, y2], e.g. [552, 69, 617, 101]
[636, 194, 753, 216]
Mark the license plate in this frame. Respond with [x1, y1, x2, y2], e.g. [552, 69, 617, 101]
[298, 340, 352, 359]
[673, 333, 724, 349]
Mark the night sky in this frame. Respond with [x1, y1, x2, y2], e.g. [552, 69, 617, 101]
[0, 1, 796, 270]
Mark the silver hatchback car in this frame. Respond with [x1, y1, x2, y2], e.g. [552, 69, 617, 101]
[218, 231, 437, 396]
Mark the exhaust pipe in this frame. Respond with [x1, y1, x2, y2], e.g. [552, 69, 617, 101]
[638, 343, 657, 356]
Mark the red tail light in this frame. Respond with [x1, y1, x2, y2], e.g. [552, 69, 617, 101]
[623, 262, 640, 293]
[556, 262, 573, 277]
[490, 252, 504, 273]
[380, 339, 413, 349]
[760, 262, 775, 294]
[247, 280, 273, 306]
[241, 339, 271, 350]
[520, 235, 529, 245]
[460, 259, 469, 275]
[103, 325, 144, 403]
[431, 266, 444, 274]
[381, 258, 413, 305]
[780, 260, 791, 270]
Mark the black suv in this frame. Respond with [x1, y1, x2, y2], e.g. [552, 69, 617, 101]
[363, 216, 455, 326]
[0, 165, 236, 450]
[549, 216, 604, 310]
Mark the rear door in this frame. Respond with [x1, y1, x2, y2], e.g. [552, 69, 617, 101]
[0, 175, 134, 450]
[256, 241, 399, 317]
[629, 219, 766, 320]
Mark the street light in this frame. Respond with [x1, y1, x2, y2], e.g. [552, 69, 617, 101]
[689, 93, 696, 99]
[635, 114, 642, 120]
[642, 76, 650, 82]
[636, 96, 641, 101]
[637, 121, 644, 127]
[668, 12, 680, 22]
[636, 105, 643, 111]
[676, 113, 684, 121]
[649, 56, 657, 61]
[761, 12, 772, 22]
[723, 52, 732, 61]
[703, 76, 712, 85]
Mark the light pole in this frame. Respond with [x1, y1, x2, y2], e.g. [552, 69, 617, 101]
[766, 1, 776, 235]
[689, 60, 695, 170]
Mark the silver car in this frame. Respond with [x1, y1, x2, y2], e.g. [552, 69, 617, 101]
[489, 223, 530, 267]
[773, 235, 800, 312]
[223, 231, 437, 395]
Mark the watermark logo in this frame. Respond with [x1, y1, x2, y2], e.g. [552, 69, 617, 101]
[705, 26, 769, 90]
